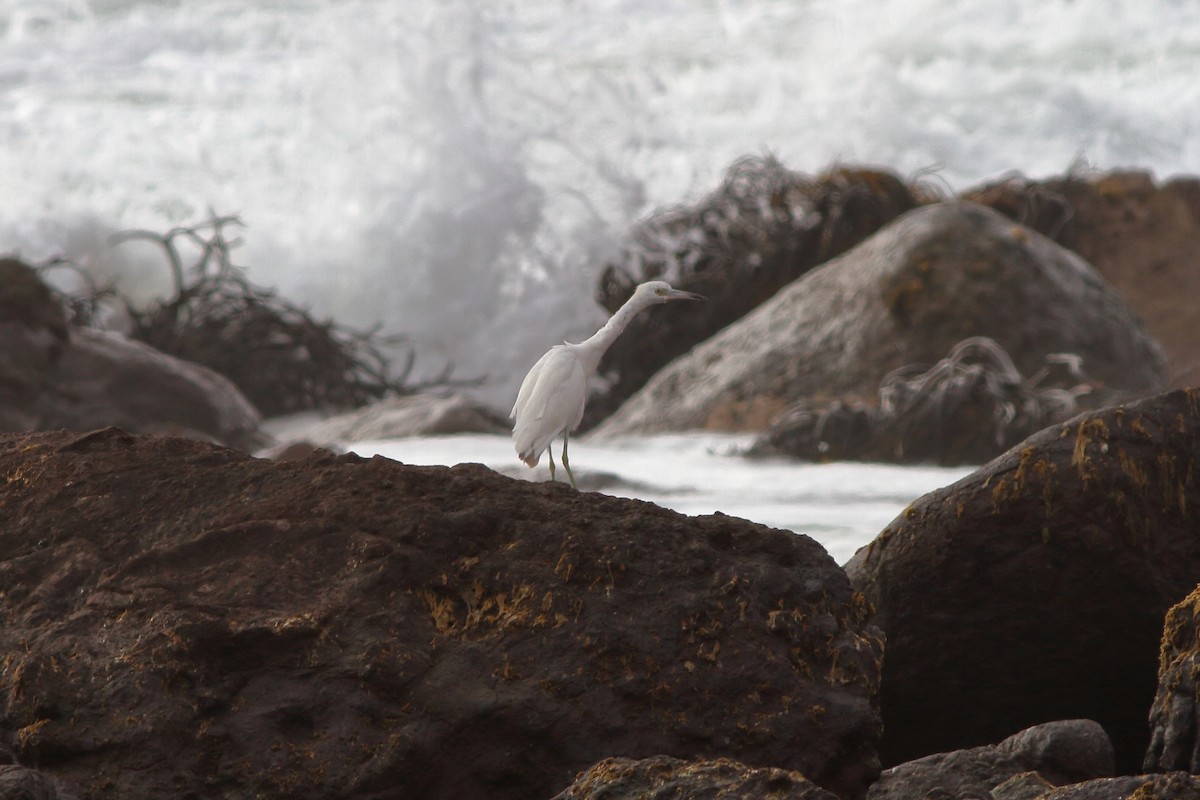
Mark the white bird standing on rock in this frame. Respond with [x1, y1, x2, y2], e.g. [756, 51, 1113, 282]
[511, 280, 704, 488]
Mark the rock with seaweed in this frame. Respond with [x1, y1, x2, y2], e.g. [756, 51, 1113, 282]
[1144, 584, 1200, 774]
[0, 428, 884, 800]
[749, 337, 1106, 466]
[103, 214, 470, 418]
[585, 158, 923, 427]
[844, 388, 1200, 774]
[593, 202, 1166, 437]
[0, 258, 262, 450]
[550, 755, 840, 800]
[866, 720, 1114, 800]
[964, 170, 1200, 388]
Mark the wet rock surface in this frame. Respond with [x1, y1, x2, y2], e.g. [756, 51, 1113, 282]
[0, 428, 882, 800]
[845, 389, 1200, 773]
[594, 202, 1165, 437]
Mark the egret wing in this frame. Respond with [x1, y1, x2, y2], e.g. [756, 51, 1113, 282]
[511, 345, 588, 466]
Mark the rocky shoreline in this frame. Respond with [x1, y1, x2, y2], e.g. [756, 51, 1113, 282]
[2, 162, 1200, 798]
[0, 389, 1199, 798]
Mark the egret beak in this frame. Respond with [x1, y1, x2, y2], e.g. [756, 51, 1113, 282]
[665, 288, 706, 301]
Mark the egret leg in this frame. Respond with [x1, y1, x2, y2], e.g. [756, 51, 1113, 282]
[547, 444, 557, 483]
[561, 432, 577, 489]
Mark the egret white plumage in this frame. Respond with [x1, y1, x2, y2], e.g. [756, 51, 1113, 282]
[511, 280, 704, 488]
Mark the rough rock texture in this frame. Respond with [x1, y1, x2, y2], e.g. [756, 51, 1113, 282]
[274, 393, 510, 444]
[550, 756, 840, 800]
[1036, 772, 1200, 799]
[994, 772, 1058, 800]
[965, 170, 1200, 388]
[866, 720, 1113, 800]
[1144, 585, 1200, 772]
[0, 261, 263, 451]
[593, 202, 1165, 436]
[0, 428, 883, 800]
[844, 389, 1200, 773]
[587, 160, 921, 428]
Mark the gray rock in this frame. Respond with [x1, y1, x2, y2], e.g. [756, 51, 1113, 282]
[866, 720, 1112, 800]
[0, 322, 263, 451]
[593, 201, 1165, 436]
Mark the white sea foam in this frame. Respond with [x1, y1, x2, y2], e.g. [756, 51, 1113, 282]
[2, 0, 1198, 409]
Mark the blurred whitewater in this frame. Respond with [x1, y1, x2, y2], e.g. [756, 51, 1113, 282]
[2, 0, 1198, 409]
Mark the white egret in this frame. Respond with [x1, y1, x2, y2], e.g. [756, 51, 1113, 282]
[511, 280, 705, 488]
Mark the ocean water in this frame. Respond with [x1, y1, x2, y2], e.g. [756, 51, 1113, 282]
[2, 0, 1198, 409]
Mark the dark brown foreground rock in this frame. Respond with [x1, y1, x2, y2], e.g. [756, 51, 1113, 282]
[866, 720, 1113, 800]
[586, 159, 922, 428]
[550, 755, 839, 800]
[844, 389, 1200, 773]
[0, 429, 882, 800]
[0, 260, 263, 451]
[965, 170, 1200, 388]
[593, 202, 1165, 437]
[1144, 585, 1200, 773]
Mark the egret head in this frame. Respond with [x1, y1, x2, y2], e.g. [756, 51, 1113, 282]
[635, 280, 706, 304]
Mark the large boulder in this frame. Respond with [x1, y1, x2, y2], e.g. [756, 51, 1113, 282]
[593, 202, 1166, 436]
[965, 170, 1200, 388]
[844, 389, 1200, 773]
[0, 259, 263, 451]
[0, 428, 883, 800]
[586, 159, 922, 428]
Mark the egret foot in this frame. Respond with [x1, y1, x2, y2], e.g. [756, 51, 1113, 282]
[561, 434, 577, 490]
[548, 446, 557, 483]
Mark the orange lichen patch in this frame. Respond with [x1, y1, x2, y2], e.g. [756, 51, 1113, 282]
[1071, 416, 1110, 483]
[419, 580, 571, 637]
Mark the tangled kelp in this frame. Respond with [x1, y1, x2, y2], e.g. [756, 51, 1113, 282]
[749, 337, 1106, 466]
[585, 156, 928, 427]
[62, 215, 466, 417]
